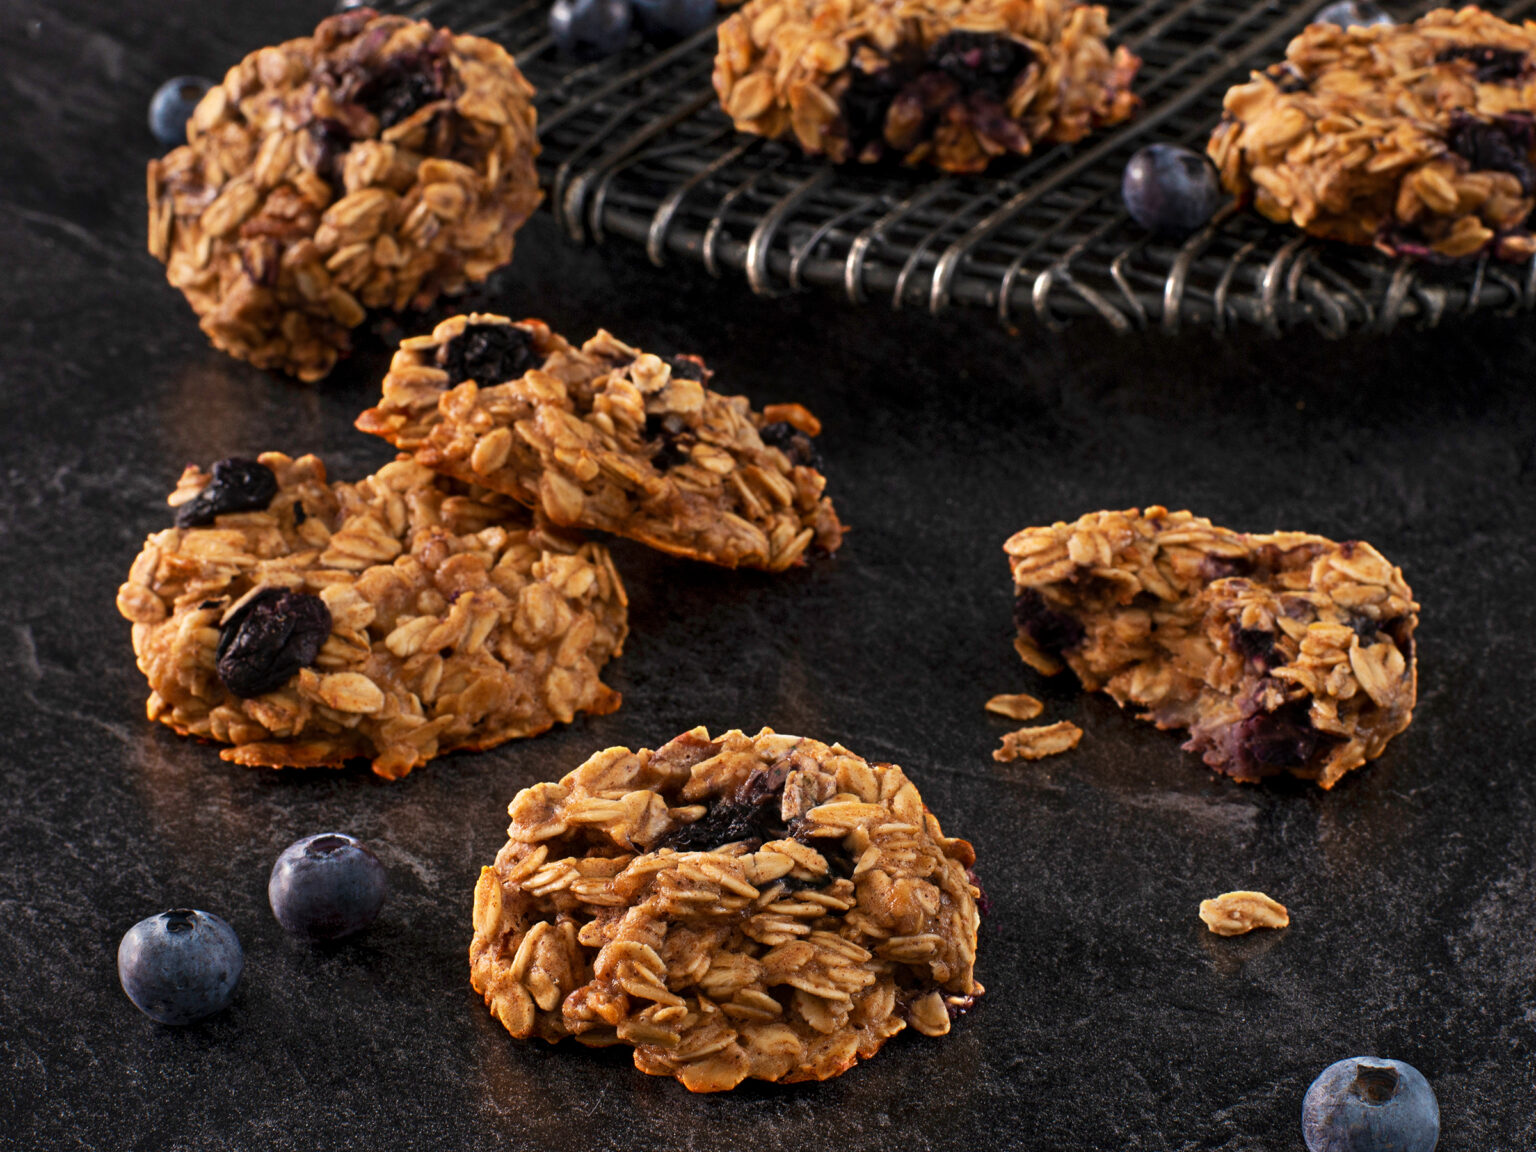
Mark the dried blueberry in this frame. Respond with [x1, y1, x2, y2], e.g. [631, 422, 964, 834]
[439, 323, 539, 387]
[1013, 588, 1085, 655]
[305, 118, 353, 190]
[839, 62, 906, 148]
[1237, 700, 1322, 771]
[663, 354, 709, 382]
[1436, 44, 1527, 83]
[645, 411, 694, 470]
[928, 32, 1034, 102]
[759, 421, 822, 469]
[1233, 627, 1279, 668]
[1122, 144, 1223, 238]
[1446, 112, 1536, 195]
[216, 588, 332, 698]
[149, 76, 215, 148]
[175, 458, 279, 528]
[1302, 1057, 1440, 1152]
[1312, 1, 1394, 28]
[658, 763, 791, 851]
[118, 909, 243, 1025]
[352, 49, 448, 130]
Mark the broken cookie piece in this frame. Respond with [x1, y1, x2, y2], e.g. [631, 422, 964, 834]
[1004, 506, 1417, 789]
[116, 452, 626, 779]
[470, 726, 983, 1091]
[356, 314, 845, 570]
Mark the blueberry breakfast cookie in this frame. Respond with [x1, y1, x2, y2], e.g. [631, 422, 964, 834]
[713, 0, 1139, 172]
[1005, 507, 1417, 789]
[356, 314, 845, 571]
[146, 8, 540, 380]
[1208, 7, 1536, 260]
[470, 727, 983, 1091]
[115, 453, 626, 779]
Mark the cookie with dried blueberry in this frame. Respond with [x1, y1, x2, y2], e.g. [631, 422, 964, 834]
[116, 452, 626, 779]
[355, 314, 845, 571]
[1208, 7, 1536, 260]
[1004, 507, 1418, 789]
[470, 727, 984, 1092]
[146, 8, 540, 381]
[712, 0, 1139, 173]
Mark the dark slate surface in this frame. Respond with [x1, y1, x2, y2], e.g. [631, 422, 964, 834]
[3, 1, 1535, 1148]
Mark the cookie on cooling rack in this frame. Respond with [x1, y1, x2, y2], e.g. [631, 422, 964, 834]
[1005, 507, 1418, 789]
[712, 0, 1139, 173]
[1208, 6, 1536, 260]
[355, 314, 845, 571]
[116, 453, 626, 779]
[470, 726, 984, 1091]
[147, 8, 540, 380]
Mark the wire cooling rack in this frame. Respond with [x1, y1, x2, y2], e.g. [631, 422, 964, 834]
[397, 0, 1536, 334]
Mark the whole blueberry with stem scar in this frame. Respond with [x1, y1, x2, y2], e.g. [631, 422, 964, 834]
[118, 909, 243, 1025]
[1122, 144, 1222, 238]
[1302, 1057, 1439, 1152]
[269, 833, 388, 941]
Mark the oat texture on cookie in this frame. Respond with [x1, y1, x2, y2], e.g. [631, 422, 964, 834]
[1208, 7, 1536, 260]
[713, 0, 1139, 172]
[1005, 507, 1418, 789]
[470, 727, 984, 1091]
[356, 314, 846, 571]
[116, 452, 626, 779]
[146, 8, 540, 380]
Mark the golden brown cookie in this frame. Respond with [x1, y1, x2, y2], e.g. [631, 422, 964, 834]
[356, 314, 845, 571]
[713, 0, 1139, 172]
[146, 8, 540, 379]
[470, 727, 983, 1091]
[1208, 7, 1536, 260]
[1005, 507, 1418, 789]
[116, 453, 626, 779]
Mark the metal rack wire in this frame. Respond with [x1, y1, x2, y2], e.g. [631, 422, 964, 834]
[400, 0, 1536, 334]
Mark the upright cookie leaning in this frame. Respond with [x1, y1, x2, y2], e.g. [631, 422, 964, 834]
[471, 727, 983, 1091]
[146, 8, 540, 380]
[116, 453, 627, 779]
[1006, 507, 1417, 788]
[357, 314, 845, 571]
[1208, 7, 1536, 260]
[713, 0, 1139, 173]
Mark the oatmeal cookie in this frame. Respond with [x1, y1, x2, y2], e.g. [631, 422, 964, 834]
[712, 0, 1139, 173]
[146, 8, 540, 381]
[470, 726, 983, 1091]
[356, 314, 845, 571]
[115, 452, 626, 779]
[1005, 507, 1417, 789]
[1208, 7, 1536, 260]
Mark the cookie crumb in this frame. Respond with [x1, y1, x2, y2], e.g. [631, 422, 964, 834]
[993, 721, 1082, 762]
[984, 693, 1044, 721]
[1199, 890, 1289, 936]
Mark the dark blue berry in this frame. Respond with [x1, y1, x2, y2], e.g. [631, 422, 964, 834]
[550, 0, 634, 60]
[631, 0, 716, 44]
[440, 322, 539, 387]
[175, 457, 279, 528]
[1303, 1057, 1440, 1152]
[149, 76, 214, 148]
[759, 421, 822, 470]
[118, 909, 243, 1025]
[1313, 1, 1395, 29]
[1122, 144, 1223, 238]
[928, 31, 1035, 102]
[269, 833, 388, 941]
[216, 588, 332, 699]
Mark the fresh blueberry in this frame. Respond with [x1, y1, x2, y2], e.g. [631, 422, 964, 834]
[148, 76, 214, 148]
[1122, 143, 1223, 238]
[268, 833, 388, 941]
[550, 0, 634, 60]
[117, 909, 243, 1025]
[1302, 1057, 1440, 1152]
[1313, 1, 1395, 29]
[631, 0, 716, 44]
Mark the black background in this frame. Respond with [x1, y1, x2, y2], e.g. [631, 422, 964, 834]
[2, 1, 1534, 1148]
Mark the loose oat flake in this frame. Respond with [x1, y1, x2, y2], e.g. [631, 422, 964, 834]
[1199, 890, 1289, 937]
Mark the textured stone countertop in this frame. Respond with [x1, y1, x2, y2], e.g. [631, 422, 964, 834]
[2, 1, 1534, 1148]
